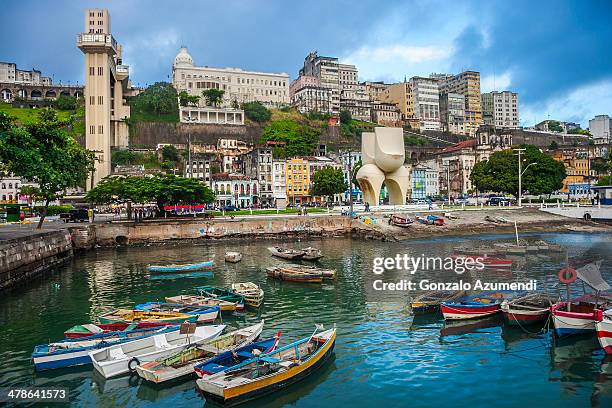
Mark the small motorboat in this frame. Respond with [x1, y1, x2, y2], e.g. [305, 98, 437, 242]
[98, 309, 198, 325]
[268, 246, 305, 260]
[165, 295, 244, 313]
[410, 290, 466, 314]
[596, 309, 612, 354]
[194, 333, 282, 378]
[147, 260, 214, 273]
[388, 214, 413, 227]
[64, 322, 175, 339]
[266, 267, 323, 283]
[135, 321, 264, 384]
[441, 291, 516, 320]
[302, 247, 323, 261]
[224, 252, 242, 263]
[134, 302, 220, 324]
[195, 326, 336, 405]
[500, 293, 556, 325]
[231, 282, 264, 308]
[32, 326, 178, 371]
[89, 324, 226, 378]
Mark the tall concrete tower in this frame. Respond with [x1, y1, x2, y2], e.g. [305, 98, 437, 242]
[77, 9, 131, 189]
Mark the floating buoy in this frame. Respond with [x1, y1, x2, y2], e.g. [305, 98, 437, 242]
[558, 267, 577, 284]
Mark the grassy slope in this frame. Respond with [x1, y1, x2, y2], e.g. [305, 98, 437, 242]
[0, 102, 73, 124]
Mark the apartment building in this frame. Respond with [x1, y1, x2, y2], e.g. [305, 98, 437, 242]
[286, 158, 310, 205]
[438, 71, 483, 136]
[300, 52, 341, 113]
[244, 145, 274, 206]
[289, 75, 333, 114]
[481, 91, 519, 128]
[408, 76, 440, 131]
[439, 93, 466, 134]
[272, 159, 287, 208]
[0, 62, 52, 85]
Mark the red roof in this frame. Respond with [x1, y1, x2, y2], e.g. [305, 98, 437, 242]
[438, 139, 477, 154]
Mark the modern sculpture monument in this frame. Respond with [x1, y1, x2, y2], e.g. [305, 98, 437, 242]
[356, 127, 409, 206]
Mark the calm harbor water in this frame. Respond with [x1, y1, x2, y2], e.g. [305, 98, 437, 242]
[1, 232, 611, 407]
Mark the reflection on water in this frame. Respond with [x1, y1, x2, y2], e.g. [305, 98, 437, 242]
[0, 232, 611, 407]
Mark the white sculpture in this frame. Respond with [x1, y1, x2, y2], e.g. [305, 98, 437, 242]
[356, 127, 409, 206]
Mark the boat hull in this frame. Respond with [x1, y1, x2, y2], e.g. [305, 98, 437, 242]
[440, 304, 500, 320]
[502, 310, 549, 325]
[596, 320, 612, 354]
[33, 349, 92, 371]
[551, 302, 600, 336]
[64, 322, 172, 339]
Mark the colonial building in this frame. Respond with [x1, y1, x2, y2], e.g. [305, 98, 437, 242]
[340, 83, 371, 122]
[552, 149, 591, 193]
[244, 145, 274, 206]
[0, 62, 52, 85]
[289, 75, 333, 114]
[212, 173, 258, 208]
[272, 159, 287, 208]
[77, 8, 132, 188]
[481, 91, 519, 128]
[0, 176, 21, 203]
[285, 158, 310, 205]
[371, 102, 401, 127]
[437, 71, 483, 136]
[362, 81, 390, 102]
[172, 47, 289, 109]
[439, 93, 465, 134]
[379, 82, 410, 120]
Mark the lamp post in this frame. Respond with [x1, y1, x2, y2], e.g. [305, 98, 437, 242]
[514, 146, 537, 207]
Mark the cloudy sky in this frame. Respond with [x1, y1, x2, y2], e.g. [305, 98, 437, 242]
[2, 0, 611, 127]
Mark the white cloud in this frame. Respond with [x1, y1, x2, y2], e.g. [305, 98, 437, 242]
[480, 71, 512, 92]
[521, 79, 612, 127]
[345, 45, 453, 64]
[122, 29, 180, 80]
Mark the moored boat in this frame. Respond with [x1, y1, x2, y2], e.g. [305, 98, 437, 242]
[134, 302, 220, 324]
[389, 214, 413, 227]
[452, 254, 513, 269]
[89, 324, 226, 378]
[268, 246, 305, 260]
[231, 282, 264, 308]
[195, 326, 336, 405]
[98, 309, 198, 325]
[280, 264, 335, 280]
[147, 260, 214, 273]
[195, 286, 246, 311]
[551, 294, 612, 336]
[500, 293, 556, 325]
[135, 321, 264, 383]
[64, 322, 174, 339]
[596, 309, 612, 354]
[32, 326, 177, 371]
[266, 267, 323, 283]
[441, 291, 514, 320]
[410, 290, 466, 314]
[165, 295, 244, 313]
[225, 252, 242, 263]
[302, 247, 323, 261]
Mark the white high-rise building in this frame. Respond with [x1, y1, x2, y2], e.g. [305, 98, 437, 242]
[589, 115, 612, 144]
[408, 76, 440, 131]
[481, 91, 519, 128]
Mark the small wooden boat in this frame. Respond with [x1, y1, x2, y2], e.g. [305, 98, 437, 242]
[551, 294, 612, 337]
[64, 322, 175, 339]
[135, 321, 264, 383]
[89, 324, 226, 378]
[32, 326, 177, 371]
[147, 271, 214, 280]
[134, 302, 220, 324]
[302, 247, 323, 261]
[389, 214, 413, 227]
[410, 290, 466, 314]
[196, 326, 336, 405]
[485, 215, 509, 224]
[266, 267, 323, 283]
[452, 254, 513, 269]
[165, 295, 244, 313]
[441, 291, 514, 320]
[98, 309, 198, 325]
[500, 293, 556, 325]
[596, 309, 612, 354]
[194, 333, 282, 378]
[147, 260, 214, 273]
[225, 252, 242, 263]
[268, 246, 305, 260]
[231, 282, 264, 308]
[416, 215, 444, 226]
[280, 264, 335, 280]
[195, 286, 246, 310]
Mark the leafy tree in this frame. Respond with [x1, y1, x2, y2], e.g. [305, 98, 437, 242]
[568, 128, 590, 135]
[161, 145, 180, 163]
[307, 111, 331, 121]
[339, 110, 352, 124]
[597, 175, 612, 186]
[130, 82, 179, 116]
[242, 101, 271, 123]
[178, 90, 200, 107]
[231, 99, 240, 109]
[55, 95, 77, 111]
[112, 150, 138, 166]
[351, 159, 362, 187]
[0, 110, 92, 228]
[547, 121, 563, 133]
[470, 145, 566, 196]
[202, 89, 225, 107]
[260, 119, 320, 157]
[312, 167, 347, 203]
[548, 140, 559, 150]
[591, 158, 609, 175]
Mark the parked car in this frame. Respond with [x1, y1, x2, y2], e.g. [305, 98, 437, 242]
[487, 196, 511, 206]
[60, 208, 89, 223]
[222, 205, 240, 212]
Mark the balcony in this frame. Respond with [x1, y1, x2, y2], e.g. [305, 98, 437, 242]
[77, 33, 118, 54]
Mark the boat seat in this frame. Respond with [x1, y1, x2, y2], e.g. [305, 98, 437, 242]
[259, 356, 281, 364]
[83, 324, 104, 333]
[155, 337, 172, 349]
[108, 347, 127, 360]
[236, 351, 254, 359]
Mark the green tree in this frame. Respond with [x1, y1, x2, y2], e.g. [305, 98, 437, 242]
[202, 89, 225, 107]
[597, 175, 612, 186]
[548, 140, 559, 150]
[242, 101, 271, 123]
[591, 158, 609, 175]
[231, 99, 240, 109]
[55, 95, 77, 111]
[470, 145, 566, 196]
[260, 119, 320, 157]
[161, 145, 180, 163]
[339, 110, 352, 124]
[548, 121, 564, 133]
[178, 90, 200, 107]
[0, 110, 92, 228]
[112, 150, 138, 166]
[312, 167, 347, 204]
[130, 82, 179, 116]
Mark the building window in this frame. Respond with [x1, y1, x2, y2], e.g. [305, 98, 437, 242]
[98, 96, 103, 104]
[89, 67, 95, 76]
[90, 125, 95, 134]
[98, 125, 103, 134]
[90, 96, 95, 105]
[98, 67, 103, 75]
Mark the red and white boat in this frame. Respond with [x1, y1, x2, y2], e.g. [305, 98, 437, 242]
[596, 309, 612, 354]
[452, 254, 513, 269]
[501, 293, 556, 326]
[440, 291, 507, 320]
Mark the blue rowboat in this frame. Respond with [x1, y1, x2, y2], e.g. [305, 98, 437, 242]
[134, 302, 220, 323]
[147, 271, 214, 280]
[147, 260, 214, 273]
[32, 325, 178, 371]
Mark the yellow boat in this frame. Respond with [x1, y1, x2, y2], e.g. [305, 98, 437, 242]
[196, 326, 336, 405]
[97, 309, 197, 324]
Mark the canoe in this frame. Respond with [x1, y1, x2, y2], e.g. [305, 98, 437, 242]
[410, 290, 466, 314]
[231, 282, 264, 308]
[196, 326, 336, 405]
[596, 309, 612, 354]
[134, 302, 220, 324]
[551, 294, 612, 337]
[147, 260, 214, 273]
[98, 309, 198, 325]
[388, 214, 413, 227]
[89, 324, 226, 378]
[194, 334, 281, 378]
[195, 286, 246, 310]
[64, 322, 175, 339]
[225, 252, 242, 263]
[302, 247, 323, 261]
[268, 246, 305, 260]
[500, 293, 556, 325]
[165, 295, 244, 313]
[147, 271, 214, 280]
[441, 291, 516, 320]
[266, 267, 323, 283]
[32, 326, 178, 371]
[135, 321, 264, 383]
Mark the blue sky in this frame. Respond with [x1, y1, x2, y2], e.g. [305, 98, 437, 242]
[1, 0, 611, 127]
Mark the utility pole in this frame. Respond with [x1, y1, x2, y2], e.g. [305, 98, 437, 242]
[187, 133, 192, 178]
[347, 151, 353, 215]
[514, 148, 525, 207]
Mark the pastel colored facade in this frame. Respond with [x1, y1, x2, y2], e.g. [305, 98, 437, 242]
[589, 115, 612, 144]
[212, 173, 258, 208]
[439, 71, 483, 136]
[289, 75, 333, 114]
[0, 176, 22, 203]
[481, 91, 519, 128]
[356, 127, 409, 206]
[371, 101, 401, 127]
[285, 158, 310, 205]
[363, 81, 390, 102]
[172, 47, 289, 109]
[272, 160, 287, 208]
[77, 8, 132, 188]
[379, 82, 410, 120]
[552, 149, 591, 193]
[244, 145, 274, 206]
[439, 93, 465, 134]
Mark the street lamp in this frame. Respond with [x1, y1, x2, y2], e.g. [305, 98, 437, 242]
[518, 158, 537, 207]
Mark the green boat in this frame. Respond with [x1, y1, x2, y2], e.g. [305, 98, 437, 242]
[195, 286, 245, 308]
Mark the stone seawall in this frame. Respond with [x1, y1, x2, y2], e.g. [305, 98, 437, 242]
[93, 216, 354, 246]
[0, 229, 73, 291]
